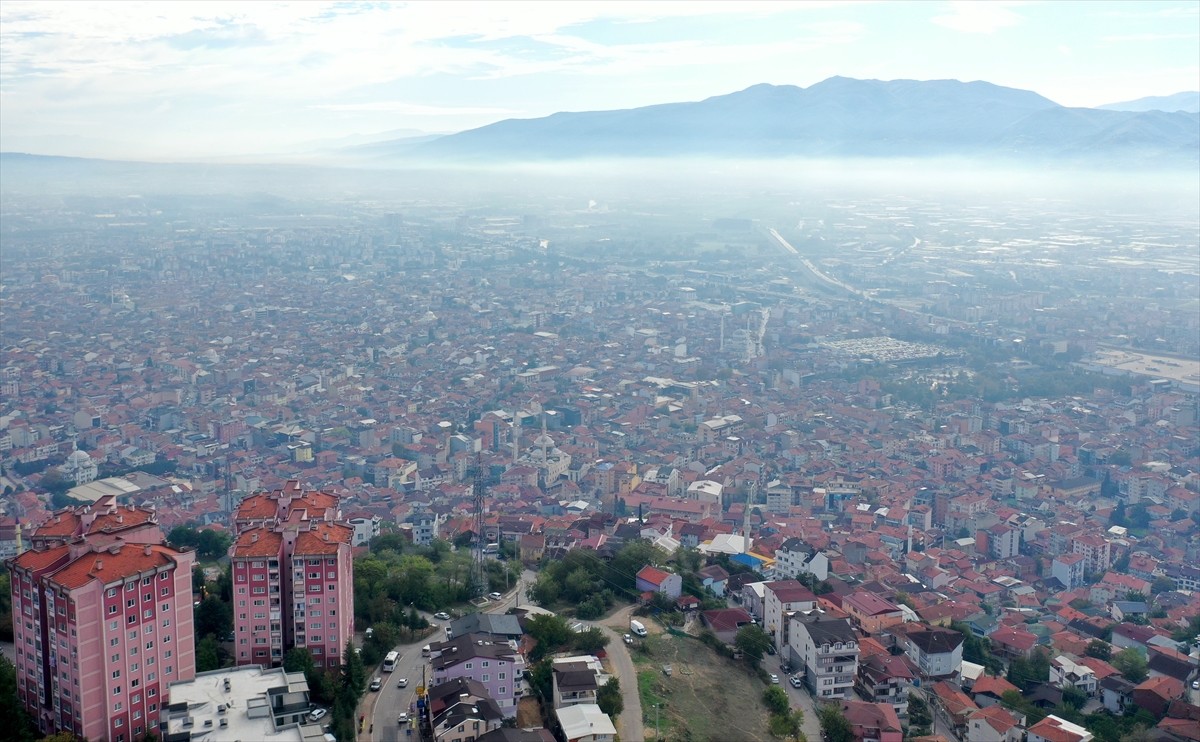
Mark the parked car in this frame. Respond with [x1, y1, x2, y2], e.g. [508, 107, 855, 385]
[398, 712, 410, 725]
[770, 674, 779, 684]
[488, 592, 503, 600]
[308, 708, 328, 722]
[369, 677, 382, 692]
[790, 676, 803, 688]
[397, 678, 408, 688]
[433, 611, 450, 620]
[623, 634, 633, 645]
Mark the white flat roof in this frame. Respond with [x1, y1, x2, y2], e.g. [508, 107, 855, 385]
[166, 666, 321, 741]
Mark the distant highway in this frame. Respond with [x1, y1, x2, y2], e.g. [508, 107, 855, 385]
[765, 228, 863, 298]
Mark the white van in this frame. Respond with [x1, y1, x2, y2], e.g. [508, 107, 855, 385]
[630, 619, 647, 637]
[421, 645, 431, 657]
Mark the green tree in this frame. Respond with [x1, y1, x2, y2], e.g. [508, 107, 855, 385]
[817, 703, 854, 742]
[1111, 648, 1148, 683]
[0, 572, 13, 642]
[735, 624, 773, 663]
[197, 635, 221, 672]
[340, 639, 367, 701]
[1084, 640, 1112, 661]
[763, 685, 790, 714]
[907, 693, 932, 732]
[195, 595, 232, 639]
[0, 655, 37, 742]
[526, 614, 575, 662]
[597, 677, 624, 717]
[768, 709, 805, 740]
[570, 627, 610, 655]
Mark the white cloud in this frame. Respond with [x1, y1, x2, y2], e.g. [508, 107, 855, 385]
[931, 1, 1024, 34]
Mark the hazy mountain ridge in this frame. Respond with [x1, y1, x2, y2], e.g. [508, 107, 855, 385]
[398, 77, 1198, 164]
[1098, 91, 1200, 113]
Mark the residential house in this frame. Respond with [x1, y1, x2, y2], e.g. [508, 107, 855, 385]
[555, 704, 616, 742]
[1026, 715, 1093, 742]
[856, 653, 916, 715]
[930, 681, 980, 733]
[1049, 655, 1098, 697]
[967, 706, 1025, 742]
[989, 626, 1039, 661]
[897, 624, 965, 679]
[842, 591, 906, 635]
[1099, 675, 1135, 715]
[430, 635, 526, 717]
[775, 537, 831, 581]
[700, 607, 754, 644]
[635, 565, 682, 600]
[552, 660, 600, 709]
[840, 700, 903, 742]
[1132, 676, 1185, 718]
[789, 612, 860, 699]
[698, 564, 730, 597]
[427, 677, 505, 742]
[970, 675, 1021, 708]
[764, 580, 819, 654]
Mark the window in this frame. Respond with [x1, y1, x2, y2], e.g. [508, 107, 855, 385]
[125, 582, 135, 592]
[110, 639, 119, 647]
[482, 674, 489, 682]
[133, 710, 141, 720]
[327, 584, 335, 591]
[148, 688, 156, 697]
[131, 679, 139, 688]
[160, 572, 169, 581]
[113, 670, 121, 679]
[160, 603, 169, 612]
[115, 718, 124, 727]
[109, 606, 118, 615]
[500, 687, 507, 696]
[107, 589, 117, 598]
[160, 587, 169, 596]
[147, 672, 156, 681]
[113, 686, 122, 695]
[127, 615, 136, 624]
[164, 635, 171, 644]
[482, 661, 490, 668]
[145, 641, 154, 650]
[165, 666, 172, 674]
[161, 619, 170, 628]
[499, 672, 506, 680]
[111, 654, 120, 663]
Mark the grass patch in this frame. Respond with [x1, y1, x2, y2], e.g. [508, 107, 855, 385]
[634, 630, 774, 740]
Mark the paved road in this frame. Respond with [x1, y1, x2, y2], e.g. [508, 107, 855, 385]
[764, 655, 823, 742]
[362, 617, 439, 742]
[593, 605, 645, 742]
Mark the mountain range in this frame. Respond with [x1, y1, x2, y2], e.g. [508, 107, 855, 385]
[361, 76, 1197, 165]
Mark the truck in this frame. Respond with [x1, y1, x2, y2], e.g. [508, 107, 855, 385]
[630, 619, 647, 637]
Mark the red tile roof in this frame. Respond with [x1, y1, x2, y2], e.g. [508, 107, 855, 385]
[636, 565, 671, 586]
[231, 527, 283, 558]
[11, 544, 72, 572]
[293, 522, 353, 555]
[50, 543, 182, 590]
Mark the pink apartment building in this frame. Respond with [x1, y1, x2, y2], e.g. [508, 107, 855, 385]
[229, 480, 354, 669]
[10, 502, 195, 742]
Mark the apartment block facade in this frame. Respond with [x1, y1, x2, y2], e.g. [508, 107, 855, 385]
[230, 480, 355, 669]
[9, 498, 196, 742]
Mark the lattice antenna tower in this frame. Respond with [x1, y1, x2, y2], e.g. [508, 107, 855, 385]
[471, 454, 487, 598]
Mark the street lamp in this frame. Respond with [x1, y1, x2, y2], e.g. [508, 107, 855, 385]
[654, 702, 666, 739]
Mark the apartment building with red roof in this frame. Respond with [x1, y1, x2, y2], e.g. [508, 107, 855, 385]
[10, 535, 195, 741]
[229, 480, 354, 669]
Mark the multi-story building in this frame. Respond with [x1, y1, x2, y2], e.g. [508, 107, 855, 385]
[763, 580, 818, 654]
[162, 665, 325, 741]
[229, 480, 354, 669]
[789, 612, 860, 699]
[10, 530, 195, 741]
[429, 634, 526, 717]
[774, 538, 830, 582]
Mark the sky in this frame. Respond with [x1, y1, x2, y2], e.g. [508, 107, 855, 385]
[1, 0, 1197, 160]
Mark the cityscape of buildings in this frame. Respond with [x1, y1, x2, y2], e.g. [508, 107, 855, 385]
[2, 179, 1198, 742]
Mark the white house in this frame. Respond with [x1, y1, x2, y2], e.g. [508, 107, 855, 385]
[774, 537, 830, 581]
